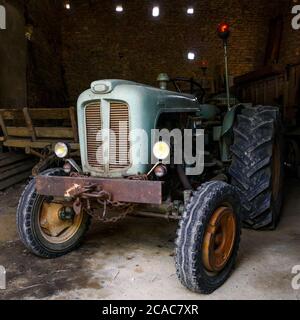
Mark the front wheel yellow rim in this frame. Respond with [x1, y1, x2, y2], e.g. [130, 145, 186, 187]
[202, 206, 236, 273]
[39, 201, 84, 244]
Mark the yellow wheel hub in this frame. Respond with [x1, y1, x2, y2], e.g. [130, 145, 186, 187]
[39, 201, 83, 244]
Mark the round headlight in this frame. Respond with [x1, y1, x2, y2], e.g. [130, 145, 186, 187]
[153, 141, 170, 160]
[54, 142, 69, 158]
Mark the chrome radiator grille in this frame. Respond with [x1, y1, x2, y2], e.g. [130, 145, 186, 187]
[85, 102, 104, 171]
[109, 102, 130, 171]
[85, 101, 130, 172]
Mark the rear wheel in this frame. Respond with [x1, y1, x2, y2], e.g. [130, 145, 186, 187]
[17, 168, 91, 258]
[175, 181, 241, 294]
[229, 105, 284, 230]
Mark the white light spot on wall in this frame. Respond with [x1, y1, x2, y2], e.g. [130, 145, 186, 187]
[65, 1, 71, 10]
[152, 6, 160, 17]
[187, 7, 194, 15]
[116, 5, 123, 13]
[188, 52, 195, 60]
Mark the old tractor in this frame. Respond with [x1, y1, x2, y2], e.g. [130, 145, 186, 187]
[16, 24, 283, 294]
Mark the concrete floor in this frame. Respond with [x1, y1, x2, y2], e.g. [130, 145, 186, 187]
[0, 179, 300, 300]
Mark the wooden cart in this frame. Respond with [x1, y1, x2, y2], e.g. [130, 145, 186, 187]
[0, 107, 80, 190]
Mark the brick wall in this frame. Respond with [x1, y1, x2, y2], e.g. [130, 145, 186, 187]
[1, 0, 296, 108]
[61, 0, 282, 103]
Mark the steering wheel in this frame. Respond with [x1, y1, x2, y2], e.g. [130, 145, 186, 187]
[170, 77, 206, 103]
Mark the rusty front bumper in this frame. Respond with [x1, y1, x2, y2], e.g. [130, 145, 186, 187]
[36, 176, 163, 205]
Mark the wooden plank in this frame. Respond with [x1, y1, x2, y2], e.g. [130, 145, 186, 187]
[0, 157, 33, 172]
[263, 82, 267, 105]
[6, 127, 30, 137]
[0, 108, 73, 121]
[28, 108, 70, 120]
[0, 152, 28, 161]
[69, 107, 79, 142]
[0, 109, 24, 121]
[35, 127, 74, 139]
[275, 77, 279, 97]
[0, 112, 8, 139]
[6, 127, 74, 139]
[0, 160, 35, 181]
[234, 65, 285, 85]
[23, 107, 37, 141]
[0, 170, 32, 191]
[264, 16, 283, 65]
[0, 152, 17, 160]
[0, 154, 30, 167]
[3, 138, 80, 150]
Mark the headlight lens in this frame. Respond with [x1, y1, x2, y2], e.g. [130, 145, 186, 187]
[153, 141, 170, 160]
[54, 142, 69, 158]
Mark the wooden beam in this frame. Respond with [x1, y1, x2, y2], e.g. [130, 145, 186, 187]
[234, 65, 285, 85]
[0, 108, 74, 121]
[69, 107, 79, 143]
[0, 160, 35, 180]
[0, 152, 19, 161]
[0, 109, 23, 121]
[0, 111, 8, 139]
[6, 126, 74, 139]
[6, 127, 30, 137]
[0, 153, 30, 167]
[23, 107, 37, 141]
[3, 138, 80, 150]
[28, 108, 70, 120]
[0, 170, 32, 191]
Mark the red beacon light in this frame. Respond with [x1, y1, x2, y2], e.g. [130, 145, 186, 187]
[218, 22, 230, 40]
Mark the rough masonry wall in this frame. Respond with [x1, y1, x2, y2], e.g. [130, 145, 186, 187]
[62, 0, 281, 103]
[1, 0, 297, 108]
[25, 0, 66, 107]
[0, 0, 27, 107]
[0, 0, 66, 108]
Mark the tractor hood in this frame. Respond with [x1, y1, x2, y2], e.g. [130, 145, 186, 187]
[77, 79, 201, 177]
[85, 79, 199, 110]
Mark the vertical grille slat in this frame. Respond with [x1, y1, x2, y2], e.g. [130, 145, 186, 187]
[85, 102, 104, 171]
[109, 102, 130, 170]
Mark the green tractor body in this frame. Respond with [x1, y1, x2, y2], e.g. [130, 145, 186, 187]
[77, 79, 234, 177]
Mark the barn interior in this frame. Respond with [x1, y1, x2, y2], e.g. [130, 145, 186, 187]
[0, 0, 300, 300]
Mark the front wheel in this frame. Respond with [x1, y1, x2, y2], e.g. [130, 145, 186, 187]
[175, 181, 241, 294]
[17, 168, 91, 258]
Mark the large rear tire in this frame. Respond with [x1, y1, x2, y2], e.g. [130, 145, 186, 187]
[229, 105, 284, 230]
[175, 181, 241, 294]
[17, 168, 91, 258]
